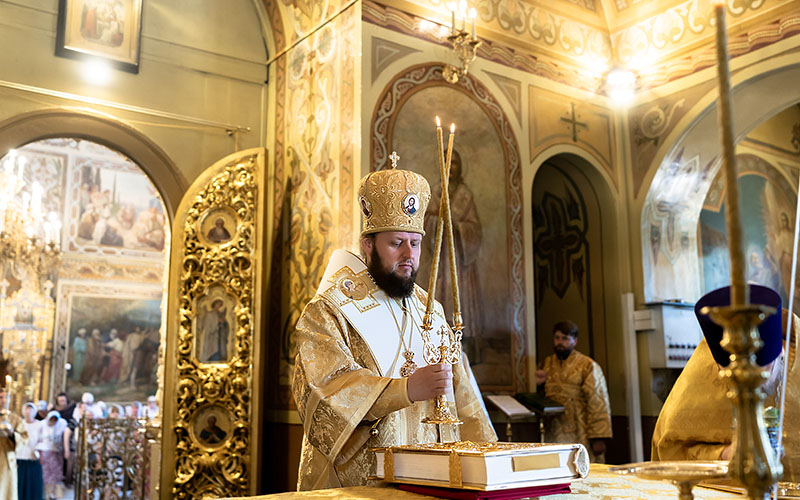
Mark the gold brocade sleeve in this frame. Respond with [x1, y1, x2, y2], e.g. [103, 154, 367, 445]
[453, 352, 498, 443]
[582, 361, 612, 440]
[292, 297, 396, 464]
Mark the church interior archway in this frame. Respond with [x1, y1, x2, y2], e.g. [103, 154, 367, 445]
[0, 137, 169, 500]
[532, 153, 612, 376]
[0, 137, 169, 407]
[641, 63, 800, 305]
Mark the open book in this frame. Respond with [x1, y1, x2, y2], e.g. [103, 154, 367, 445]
[371, 441, 589, 491]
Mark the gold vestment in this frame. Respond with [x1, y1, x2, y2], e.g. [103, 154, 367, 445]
[0, 412, 27, 499]
[292, 287, 496, 491]
[652, 336, 800, 480]
[541, 349, 612, 460]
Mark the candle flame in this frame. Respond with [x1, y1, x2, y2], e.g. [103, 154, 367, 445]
[469, 7, 476, 19]
[4, 375, 10, 387]
[450, 123, 455, 133]
[436, 116, 441, 126]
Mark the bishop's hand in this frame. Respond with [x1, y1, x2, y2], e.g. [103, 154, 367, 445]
[407, 363, 452, 402]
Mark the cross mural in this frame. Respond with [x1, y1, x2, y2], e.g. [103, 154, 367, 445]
[560, 102, 588, 142]
[535, 193, 585, 298]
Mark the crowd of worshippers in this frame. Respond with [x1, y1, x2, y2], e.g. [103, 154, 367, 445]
[7, 391, 158, 500]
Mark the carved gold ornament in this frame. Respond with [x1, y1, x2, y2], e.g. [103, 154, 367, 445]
[164, 149, 266, 499]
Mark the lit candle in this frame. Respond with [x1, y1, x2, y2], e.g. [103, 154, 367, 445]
[444, 124, 463, 325]
[713, 1, 747, 306]
[469, 8, 476, 39]
[459, 0, 467, 31]
[451, 9, 455, 33]
[43, 221, 52, 244]
[425, 117, 448, 327]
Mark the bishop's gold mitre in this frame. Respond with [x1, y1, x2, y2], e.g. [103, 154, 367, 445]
[359, 152, 431, 236]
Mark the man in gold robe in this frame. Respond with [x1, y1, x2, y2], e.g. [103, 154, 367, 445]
[292, 157, 497, 490]
[652, 285, 800, 479]
[535, 320, 612, 462]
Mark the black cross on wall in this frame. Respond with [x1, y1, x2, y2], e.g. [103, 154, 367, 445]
[560, 102, 588, 142]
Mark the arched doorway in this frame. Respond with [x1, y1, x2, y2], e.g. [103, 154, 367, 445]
[532, 154, 610, 373]
[0, 109, 180, 498]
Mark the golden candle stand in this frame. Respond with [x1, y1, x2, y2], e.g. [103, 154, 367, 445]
[420, 324, 463, 426]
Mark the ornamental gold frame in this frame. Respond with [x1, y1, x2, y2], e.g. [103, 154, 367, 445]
[161, 148, 268, 499]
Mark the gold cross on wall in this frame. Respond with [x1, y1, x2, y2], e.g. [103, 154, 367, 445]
[389, 151, 400, 168]
[560, 102, 588, 142]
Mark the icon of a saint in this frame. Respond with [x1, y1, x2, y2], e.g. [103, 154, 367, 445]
[207, 217, 232, 243]
[199, 415, 227, 445]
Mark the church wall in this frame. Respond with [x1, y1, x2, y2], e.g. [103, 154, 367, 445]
[260, 0, 361, 492]
[0, 0, 267, 206]
[359, 2, 633, 427]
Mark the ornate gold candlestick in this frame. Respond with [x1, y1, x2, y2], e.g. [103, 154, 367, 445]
[706, 2, 780, 498]
[421, 117, 464, 428]
[701, 304, 781, 499]
[421, 325, 462, 425]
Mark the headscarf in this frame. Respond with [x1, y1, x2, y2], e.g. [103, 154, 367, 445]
[95, 401, 107, 418]
[22, 402, 37, 422]
[126, 401, 143, 418]
[45, 409, 68, 450]
[108, 403, 124, 418]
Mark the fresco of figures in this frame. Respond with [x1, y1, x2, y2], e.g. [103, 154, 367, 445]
[65, 294, 161, 402]
[69, 158, 166, 254]
[699, 154, 797, 307]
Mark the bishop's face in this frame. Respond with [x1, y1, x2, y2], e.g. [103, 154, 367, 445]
[363, 231, 421, 298]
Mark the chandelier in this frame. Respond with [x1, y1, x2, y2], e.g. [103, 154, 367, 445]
[442, 4, 481, 84]
[0, 149, 62, 410]
[0, 150, 62, 280]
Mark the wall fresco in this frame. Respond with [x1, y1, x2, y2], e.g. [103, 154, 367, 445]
[370, 63, 527, 392]
[265, 0, 360, 408]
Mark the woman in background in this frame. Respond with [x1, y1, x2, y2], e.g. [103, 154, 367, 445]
[17, 403, 43, 500]
[37, 411, 68, 500]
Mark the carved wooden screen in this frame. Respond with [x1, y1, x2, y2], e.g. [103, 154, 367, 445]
[76, 417, 151, 500]
[161, 148, 267, 499]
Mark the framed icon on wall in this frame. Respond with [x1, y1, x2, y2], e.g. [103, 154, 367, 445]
[56, 0, 144, 73]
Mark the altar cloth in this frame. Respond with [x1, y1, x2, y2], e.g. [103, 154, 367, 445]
[225, 464, 744, 499]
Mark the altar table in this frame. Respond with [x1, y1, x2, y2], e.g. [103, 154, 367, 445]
[227, 464, 744, 500]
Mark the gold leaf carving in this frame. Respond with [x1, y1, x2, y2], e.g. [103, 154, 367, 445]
[170, 153, 260, 499]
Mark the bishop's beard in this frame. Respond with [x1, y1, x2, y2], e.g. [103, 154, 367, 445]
[368, 246, 417, 298]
